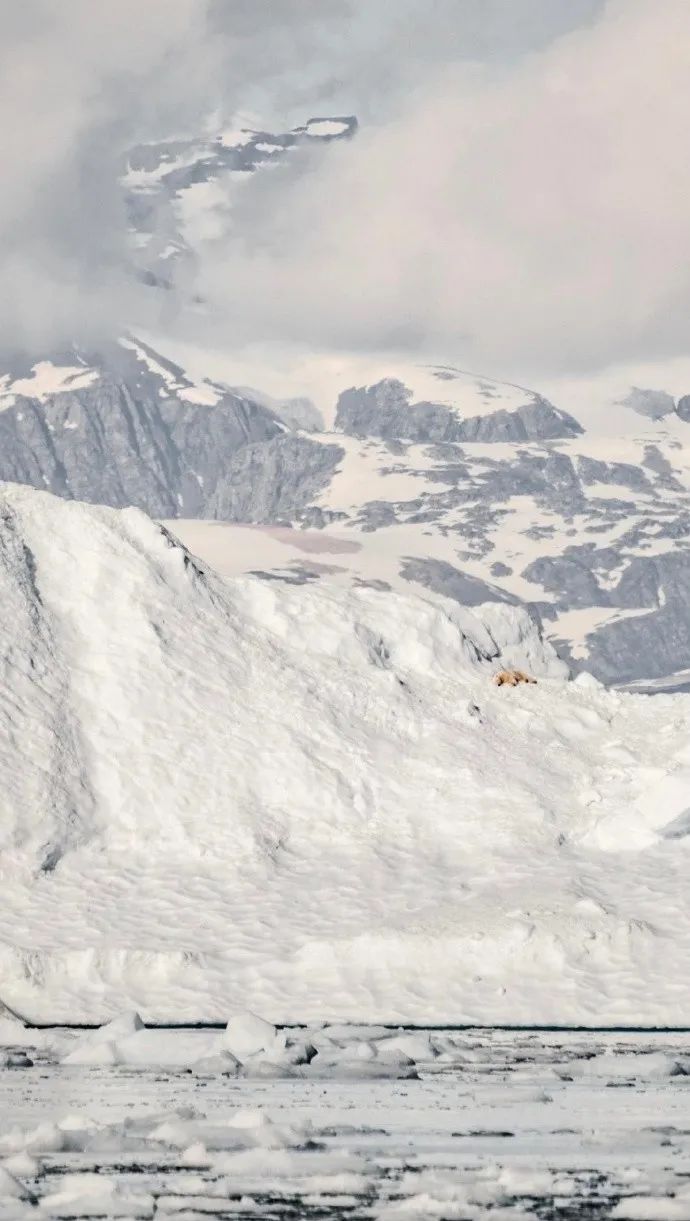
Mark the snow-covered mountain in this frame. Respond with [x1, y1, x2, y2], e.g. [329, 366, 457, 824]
[165, 361, 690, 689]
[0, 337, 288, 517]
[1, 111, 689, 688]
[2, 483, 690, 1024]
[3, 331, 690, 687]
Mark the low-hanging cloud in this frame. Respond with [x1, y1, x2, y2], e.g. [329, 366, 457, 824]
[0, 0, 226, 353]
[194, 0, 690, 380]
[6, 0, 684, 384]
[0, 0, 367, 353]
[2, 0, 605, 358]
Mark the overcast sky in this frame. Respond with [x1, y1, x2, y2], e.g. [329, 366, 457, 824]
[3, 0, 689, 388]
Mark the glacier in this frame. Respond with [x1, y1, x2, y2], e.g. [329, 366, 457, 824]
[2, 482, 690, 1023]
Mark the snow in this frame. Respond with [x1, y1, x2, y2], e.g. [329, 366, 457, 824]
[313, 433, 455, 508]
[218, 126, 255, 149]
[229, 383, 323, 429]
[165, 511, 591, 641]
[176, 383, 221, 406]
[304, 119, 351, 137]
[317, 360, 537, 424]
[590, 768, 690, 851]
[159, 398, 690, 669]
[540, 353, 690, 435]
[167, 515, 504, 599]
[163, 520, 366, 584]
[553, 607, 646, 660]
[136, 335, 541, 428]
[618, 667, 690, 694]
[0, 362, 98, 409]
[119, 337, 222, 406]
[123, 149, 203, 190]
[4, 483, 690, 1023]
[0, 1166, 28, 1200]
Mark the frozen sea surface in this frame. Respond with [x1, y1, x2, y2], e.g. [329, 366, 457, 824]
[3, 1028, 690, 1219]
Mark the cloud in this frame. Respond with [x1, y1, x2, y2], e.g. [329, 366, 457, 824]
[208, 0, 604, 125]
[193, 0, 690, 380]
[7, 0, 681, 385]
[0, 0, 227, 353]
[1, 0, 606, 356]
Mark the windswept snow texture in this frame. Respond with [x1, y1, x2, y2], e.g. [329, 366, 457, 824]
[3, 485, 690, 1023]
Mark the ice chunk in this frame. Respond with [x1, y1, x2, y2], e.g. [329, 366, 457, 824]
[568, 1051, 689, 1080]
[89, 1011, 144, 1043]
[62, 1012, 144, 1063]
[573, 670, 603, 689]
[315, 1039, 378, 1065]
[611, 1196, 690, 1219]
[0, 1017, 29, 1046]
[374, 1033, 437, 1062]
[148, 1120, 246, 1151]
[0, 1166, 30, 1199]
[180, 1141, 210, 1167]
[241, 1057, 299, 1079]
[374, 1046, 415, 1067]
[2, 1152, 40, 1178]
[192, 1049, 241, 1077]
[223, 1011, 278, 1058]
[62, 1039, 121, 1066]
[226, 1108, 312, 1149]
[40, 1173, 153, 1217]
[10, 1122, 67, 1154]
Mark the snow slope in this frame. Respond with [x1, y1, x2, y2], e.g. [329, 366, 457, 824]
[3, 484, 690, 1024]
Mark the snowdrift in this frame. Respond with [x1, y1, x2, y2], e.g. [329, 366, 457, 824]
[1, 483, 690, 1023]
